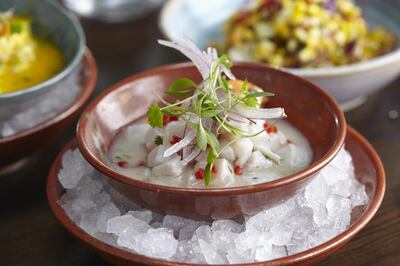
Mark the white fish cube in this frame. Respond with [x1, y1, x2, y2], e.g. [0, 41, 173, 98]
[144, 128, 164, 151]
[232, 138, 253, 167]
[219, 139, 235, 163]
[164, 121, 186, 145]
[147, 145, 168, 167]
[268, 131, 287, 151]
[210, 159, 234, 187]
[152, 156, 184, 177]
[276, 144, 309, 168]
[244, 151, 273, 173]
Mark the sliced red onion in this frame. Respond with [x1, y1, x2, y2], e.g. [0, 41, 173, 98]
[181, 147, 201, 165]
[163, 129, 197, 157]
[234, 103, 286, 120]
[158, 38, 236, 81]
[158, 38, 210, 79]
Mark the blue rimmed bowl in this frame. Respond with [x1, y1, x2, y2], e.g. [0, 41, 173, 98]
[160, 0, 400, 110]
[0, 0, 85, 120]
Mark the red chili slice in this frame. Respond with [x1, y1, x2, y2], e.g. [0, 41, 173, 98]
[212, 165, 217, 173]
[263, 122, 277, 134]
[117, 161, 129, 168]
[195, 168, 205, 180]
[170, 135, 182, 145]
[163, 114, 179, 126]
[234, 165, 243, 175]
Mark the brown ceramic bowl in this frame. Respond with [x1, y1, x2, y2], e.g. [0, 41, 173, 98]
[0, 49, 97, 168]
[77, 62, 346, 220]
[47, 127, 385, 266]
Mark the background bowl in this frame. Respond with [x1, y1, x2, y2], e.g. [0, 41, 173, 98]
[159, 0, 400, 110]
[47, 127, 385, 266]
[0, 0, 86, 120]
[0, 50, 97, 169]
[76, 62, 346, 220]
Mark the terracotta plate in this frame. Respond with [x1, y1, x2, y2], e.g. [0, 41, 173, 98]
[47, 127, 385, 266]
[0, 49, 97, 168]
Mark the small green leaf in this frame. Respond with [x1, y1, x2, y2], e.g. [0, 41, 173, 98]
[245, 91, 275, 98]
[219, 54, 233, 69]
[162, 105, 187, 117]
[219, 75, 229, 92]
[147, 103, 163, 128]
[201, 109, 222, 118]
[242, 91, 274, 107]
[204, 163, 212, 186]
[154, 136, 163, 145]
[206, 130, 220, 151]
[196, 124, 207, 151]
[166, 78, 197, 98]
[10, 22, 22, 34]
[207, 148, 218, 164]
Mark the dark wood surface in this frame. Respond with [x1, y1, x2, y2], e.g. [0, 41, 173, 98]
[0, 10, 399, 266]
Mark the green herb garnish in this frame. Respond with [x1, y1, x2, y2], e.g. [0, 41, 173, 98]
[147, 40, 282, 185]
[154, 135, 163, 145]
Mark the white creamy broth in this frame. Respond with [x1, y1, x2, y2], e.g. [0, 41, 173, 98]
[108, 119, 312, 188]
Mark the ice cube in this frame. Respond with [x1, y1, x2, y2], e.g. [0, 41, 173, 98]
[107, 214, 150, 236]
[96, 202, 121, 232]
[305, 176, 329, 226]
[94, 232, 117, 246]
[174, 240, 205, 263]
[271, 245, 287, 259]
[127, 210, 152, 224]
[79, 207, 99, 235]
[211, 230, 237, 253]
[163, 215, 192, 236]
[198, 239, 226, 264]
[119, 228, 178, 259]
[326, 195, 351, 233]
[211, 220, 242, 233]
[270, 222, 294, 246]
[58, 149, 94, 189]
[192, 225, 212, 243]
[227, 249, 253, 264]
[179, 221, 209, 240]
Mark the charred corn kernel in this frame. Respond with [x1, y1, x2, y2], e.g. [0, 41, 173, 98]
[221, 0, 395, 68]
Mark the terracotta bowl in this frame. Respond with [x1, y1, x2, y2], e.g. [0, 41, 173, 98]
[47, 127, 385, 266]
[77, 62, 346, 220]
[0, 50, 97, 168]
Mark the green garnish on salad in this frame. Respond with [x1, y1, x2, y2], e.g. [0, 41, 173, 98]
[147, 38, 286, 185]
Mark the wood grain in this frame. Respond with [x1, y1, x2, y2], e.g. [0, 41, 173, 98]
[0, 8, 399, 266]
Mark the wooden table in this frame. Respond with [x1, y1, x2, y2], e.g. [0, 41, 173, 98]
[0, 10, 399, 266]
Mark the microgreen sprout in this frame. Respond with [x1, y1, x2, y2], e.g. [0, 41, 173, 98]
[147, 38, 286, 185]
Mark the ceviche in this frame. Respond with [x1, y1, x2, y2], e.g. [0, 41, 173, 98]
[0, 10, 63, 93]
[109, 38, 312, 188]
[219, 0, 395, 68]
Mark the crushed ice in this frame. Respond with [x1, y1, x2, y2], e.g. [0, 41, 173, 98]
[0, 67, 82, 137]
[57, 148, 369, 263]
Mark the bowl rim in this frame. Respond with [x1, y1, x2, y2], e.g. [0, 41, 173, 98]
[0, 49, 97, 144]
[76, 62, 347, 195]
[159, 0, 400, 77]
[47, 127, 386, 266]
[0, 0, 86, 101]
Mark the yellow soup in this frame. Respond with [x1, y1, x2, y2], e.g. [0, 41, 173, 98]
[0, 15, 64, 94]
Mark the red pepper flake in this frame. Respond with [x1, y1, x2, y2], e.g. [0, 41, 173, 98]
[117, 161, 129, 168]
[138, 161, 145, 167]
[212, 165, 217, 173]
[234, 165, 243, 175]
[195, 168, 205, 180]
[170, 135, 182, 145]
[163, 114, 179, 126]
[263, 122, 277, 134]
